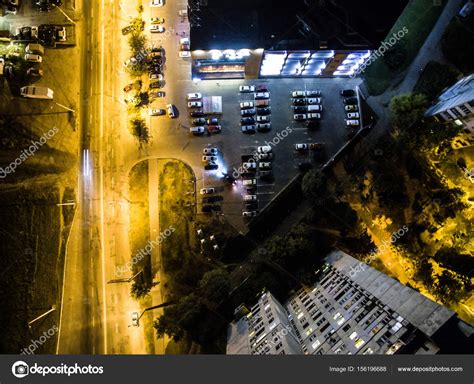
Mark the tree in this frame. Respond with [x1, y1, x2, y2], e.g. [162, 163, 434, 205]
[442, 14, 474, 73]
[390, 93, 428, 129]
[199, 269, 231, 305]
[128, 117, 149, 143]
[301, 169, 327, 203]
[128, 32, 147, 56]
[130, 280, 150, 299]
[154, 294, 202, 341]
[414, 61, 460, 100]
[383, 39, 407, 70]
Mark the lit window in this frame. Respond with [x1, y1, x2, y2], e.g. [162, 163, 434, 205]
[297, 312, 304, 320]
[355, 338, 365, 349]
[349, 332, 358, 340]
[312, 340, 321, 350]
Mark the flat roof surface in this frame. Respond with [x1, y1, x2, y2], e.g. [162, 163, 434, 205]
[190, 0, 408, 51]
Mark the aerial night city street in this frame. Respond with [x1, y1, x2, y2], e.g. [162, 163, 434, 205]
[0, 0, 473, 366]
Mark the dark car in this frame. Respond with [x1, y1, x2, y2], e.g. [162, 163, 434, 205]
[292, 98, 306, 106]
[340, 89, 355, 97]
[204, 163, 219, 170]
[190, 109, 205, 117]
[259, 170, 274, 181]
[207, 117, 219, 125]
[344, 97, 358, 105]
[306, 120, 320, 129]
[192, 117, 206, 125]
[202, 196, 224, 204]
[150, 81, 163, 89]
[256, 84, 268, 92]
[293, 106, 307, 113]
[201, 204, 221, 213]
[241, 117, 255, 125]
[256, 107, 271, 115]
[245, 202, 259, 210]
[149, 91, 165, 98]
[298, 162, 313, 171]
[121, 25, 133, 35]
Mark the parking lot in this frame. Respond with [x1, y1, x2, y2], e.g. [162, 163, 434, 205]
[150, 76, 362, 232]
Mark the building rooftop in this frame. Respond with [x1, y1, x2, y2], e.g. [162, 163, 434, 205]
[425, 73, 474, 117]
[189, 0, 408, 51]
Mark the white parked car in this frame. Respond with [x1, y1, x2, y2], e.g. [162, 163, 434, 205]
[242, 211, 258, 217]
[345, 105, 358, 111]
[203, 147, 218, 155]
[254, 92, 270, 99]
[345, 119, 360, 126]
[187, 93, 202, 100]
[190, 126, 205, 135]
[239, 85, 255, 93]
[243, 195, 257, 201]
[294, 114, 307, 121]
[188, 101, 203, 108]
[295, 143, 309, 151]
[179, 51, 191, 58]
[24, 53, 42, 63]
[150, 0, 164, 6]
[347, 112, 360, 119]
[257, 146, 272, 153]
[242, 179, 257, 186]
[240, 101, 254, 109]
[200, 188, 216, 195]
[291, 90, 305, 98]
[307, 113, 321, 120]
[242, 162, 257, 170]
[149, 108, 165, 116]
[150, 25, 165, 33]
[256, 115, 270, 122]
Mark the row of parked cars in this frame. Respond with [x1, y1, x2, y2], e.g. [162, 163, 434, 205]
[187, 93, 222, 136]
[340, 89, 360, 138]
[291, 90, 323, 125]
[240, 145, 275, 218]
[239, 85, 272, 134]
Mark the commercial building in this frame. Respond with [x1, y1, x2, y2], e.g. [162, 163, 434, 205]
[188, 0, 408, 80]
[227, 251, 473, 355]
[425, 73, 474, 148]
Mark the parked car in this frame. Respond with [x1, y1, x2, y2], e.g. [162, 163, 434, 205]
[150, 81, 163, 89]
[345, 119, 360, 126]
[256, 84, 268, 92]
[292, 98, 306, 106]
[204, 163, 219, 171]
[345, 104, 358, 111]
[203, 148, 218, 155]
[294, 114, 307, 121]
[242, 211, 258, 217]
[307, 98, 321, 104]
[257, 146, 272, 153]
[258, 152, 273, 160]
[344, 97, 358, 105]
[202, 196, 223, 204]
[307, 113, 321, 120]
[255, 99, 270, 107]
[189, 109, 204, 117]
[202, 204, 221, 212]
[150, 91, 165, 98]
[241, 108, 256, 116]
[256, 123, 271, 131]
[123, 83, 134, 92]
[150, 17, 165, 24]
[190, 126, 205, 135]
[259, 162, 272, 169]
[259, 170, 273, 180]
[187, 92, 202, 100]
[131, 312, 139, 327]
[254, 92, 270, 99]
[347, 112, 360, 119]
[188, 101, 203, 108]
[293, 106, 307, 113]
[150, 0, 164, 7]
[242, 162, 257, 171]
[149, 73, 164, 80]
[305, 90, 321, 97]
[340, 89, 355, 97]
[192, 117, 206, 125]
[291, 90, 305, 98]
[240, 101, 254, 109]
[207, 125, 222, 133]
[24, 53, 42, 62]
[241, 117, 255, 125]
[149, 108, 165, 116]
[241, 125, 256, 134]
[150, 25, 165, 33]
[200, 187, 216, 195]
[243, 195, 257, 202]
[298, 162, 313, 171]
[307, 105, 322, 112]
[256, 107, 271, 115]
[295, 143, 309, 151]
[179, 51, 191, 58]
[202, 155, 218, 163]
[167, 104, 177, 118]
[242, 179, 257, 186]
[256, 115, 270, 123]
[207, 117, 219, 125]
[239, 85, 255, 92]
[122, 25, 133, 35]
